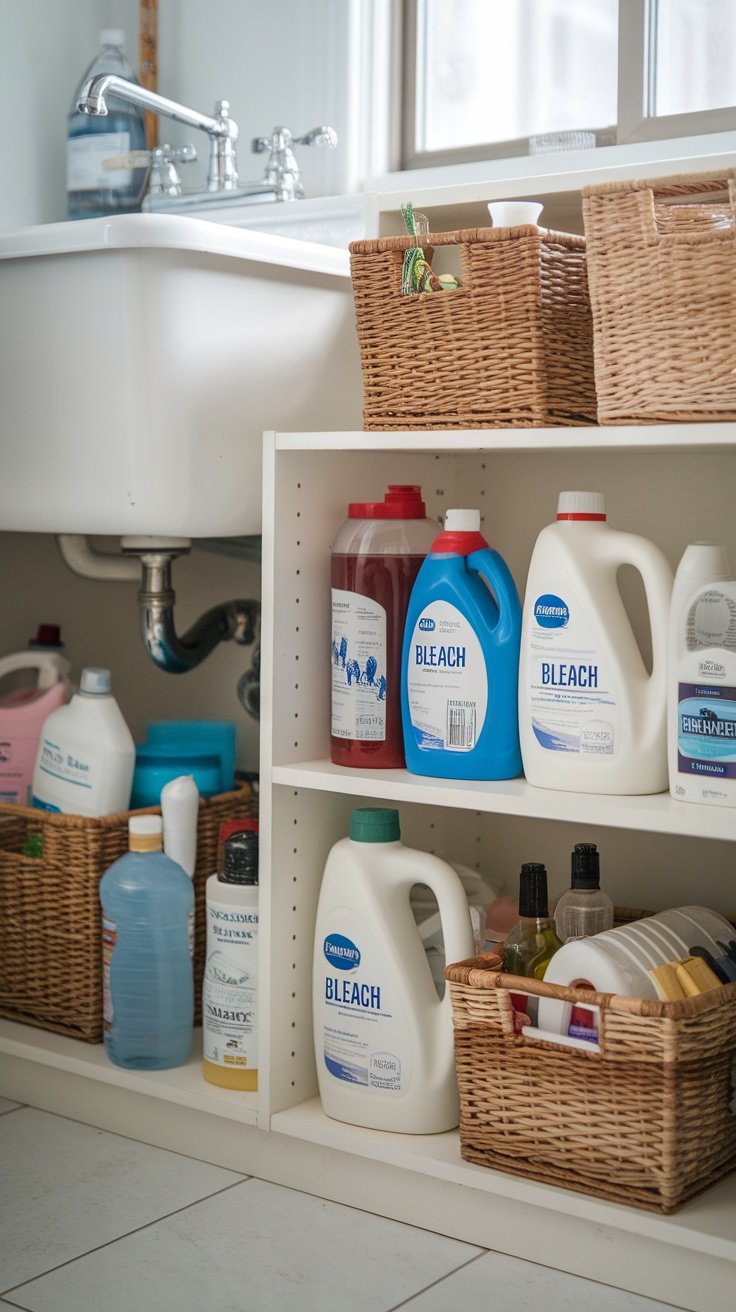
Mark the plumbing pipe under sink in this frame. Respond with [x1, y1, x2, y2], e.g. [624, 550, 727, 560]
[55, 533, 261, 713]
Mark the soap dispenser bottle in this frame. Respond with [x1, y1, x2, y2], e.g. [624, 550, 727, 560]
[67, 30, 147, 219]
[203, 824, 260, 1091]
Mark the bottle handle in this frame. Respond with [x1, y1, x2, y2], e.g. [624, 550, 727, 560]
[598, 531, 673, 742]
[0, 651, 69, 690]
[409, 859, 476, 1010]
[466, 548, 522, 645]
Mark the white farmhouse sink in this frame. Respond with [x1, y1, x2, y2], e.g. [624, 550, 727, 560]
[0, 213, 362, 536]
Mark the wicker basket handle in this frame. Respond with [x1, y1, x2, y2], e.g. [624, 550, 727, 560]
[641, 173, 736, 244]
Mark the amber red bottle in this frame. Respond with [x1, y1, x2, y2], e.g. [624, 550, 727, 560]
[331, 486, 438, 768]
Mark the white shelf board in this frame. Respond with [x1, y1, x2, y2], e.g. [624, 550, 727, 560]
[271, 1096, 736, 1263]
[0, 1020, 258, 1126]
[273, 424, 736, 454]
[272, 760, 736, 841]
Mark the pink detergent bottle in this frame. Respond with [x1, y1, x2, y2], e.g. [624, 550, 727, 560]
[0, 652, 71, 805]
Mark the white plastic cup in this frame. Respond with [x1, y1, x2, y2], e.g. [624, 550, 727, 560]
[487, 201, 543, 229]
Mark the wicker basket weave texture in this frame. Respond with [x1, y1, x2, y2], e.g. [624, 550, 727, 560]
[0, 783, 257, 1043]
[349, 226, 597, 430]
[447, 936, 736, 1214]
[582, 170, 736, 424]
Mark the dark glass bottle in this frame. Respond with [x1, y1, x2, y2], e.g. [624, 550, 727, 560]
[502, 863, 562, 980]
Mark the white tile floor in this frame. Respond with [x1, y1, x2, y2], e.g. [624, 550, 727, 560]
[0, 1101, 683, 1312]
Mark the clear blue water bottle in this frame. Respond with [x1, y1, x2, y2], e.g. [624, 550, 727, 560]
[67, 29, 147, 220]
[100, 815, 194, 1070]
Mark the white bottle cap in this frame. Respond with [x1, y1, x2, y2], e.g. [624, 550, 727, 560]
[556, 491, 606, 519]
[129, 815, 163, 838]
[161, 775, 199, 879]
[100, 29, 125, 47]
[80, 666, 111, 694]
[682, 542, 731, 579]
[444, 509, 480, 532]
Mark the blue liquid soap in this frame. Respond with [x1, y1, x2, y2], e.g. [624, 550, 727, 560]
[401, 508, 522, 780]
[100, 815, 194, 1070]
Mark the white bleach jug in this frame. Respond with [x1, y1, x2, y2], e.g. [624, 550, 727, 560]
[313, 807, 475, 1133]
[519, 491, 673, 794]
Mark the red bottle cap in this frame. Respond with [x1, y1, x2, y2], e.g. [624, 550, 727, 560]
[218, 819, 259, 843]
[348, 485, 428, 519]
[29, 623, 63, 648]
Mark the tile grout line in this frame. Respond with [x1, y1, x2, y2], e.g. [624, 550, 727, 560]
[0, 1177, 257, 1298]
[385, 1251, 489, 1312]
[0, 1103, 250, 1176]
[7, 1106, 491, 1255]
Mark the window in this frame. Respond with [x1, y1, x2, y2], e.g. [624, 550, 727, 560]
[403, 0, 736, 167]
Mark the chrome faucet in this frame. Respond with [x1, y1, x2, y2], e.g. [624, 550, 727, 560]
[78, 75, 242, 194]
[252, 125, 338, 201]
[78, 78, 337, 211]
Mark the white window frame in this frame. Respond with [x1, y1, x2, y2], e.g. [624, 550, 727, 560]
[401, 0, 736, 170]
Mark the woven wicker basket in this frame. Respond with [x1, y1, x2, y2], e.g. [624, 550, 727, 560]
[446, 935, 736, 1214]
[0, 782, 257, 1042]
[582, 169, 736, 424]
[349, 226, 597, 430]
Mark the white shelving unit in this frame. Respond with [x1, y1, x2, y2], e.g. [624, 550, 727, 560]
[257, 425, 736, 1312]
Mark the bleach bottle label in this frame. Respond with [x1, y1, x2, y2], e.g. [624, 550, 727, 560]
[527, 585, 619, 756]
[319, 916, 408, 1095]
[406, 601, 487, 751]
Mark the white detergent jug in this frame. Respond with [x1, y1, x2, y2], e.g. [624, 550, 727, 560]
[313, 807, 476, 1133]
[32, 667, 135, 816]
[519, 491, 673, 794]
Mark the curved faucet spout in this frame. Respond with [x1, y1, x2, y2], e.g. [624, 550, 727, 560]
[78, 75, 239, 192]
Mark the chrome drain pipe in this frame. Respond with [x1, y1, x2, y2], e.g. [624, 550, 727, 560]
[131, 545, 259, 677]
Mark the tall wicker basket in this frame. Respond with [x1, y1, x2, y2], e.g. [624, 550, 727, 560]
[582, 169, 736, 424]
[349, 226, 597, 430]
[0, 783, 257, 1042]
[446, 949, 736, 1213]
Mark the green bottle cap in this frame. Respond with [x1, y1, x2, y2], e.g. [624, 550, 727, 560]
[349, 807, 401, 843]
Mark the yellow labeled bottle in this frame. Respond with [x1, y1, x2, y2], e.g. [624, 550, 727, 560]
[203, 823, 259, 1090]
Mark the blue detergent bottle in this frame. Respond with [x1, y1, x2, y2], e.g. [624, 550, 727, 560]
[100, 815, 194, 1070]
[401, 509, 522, 780]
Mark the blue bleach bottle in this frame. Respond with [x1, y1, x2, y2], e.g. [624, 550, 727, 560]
[100, 815, 194, 1070]
[401, 509, 522, 780]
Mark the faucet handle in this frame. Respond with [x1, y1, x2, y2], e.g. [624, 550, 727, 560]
[149, 143, 198, 197]
[252, 127, 291, 154]
[293, 126, 338, 149]
[250, 126, 338, 201]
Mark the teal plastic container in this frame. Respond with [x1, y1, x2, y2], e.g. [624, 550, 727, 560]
[400, 510, 522, 780]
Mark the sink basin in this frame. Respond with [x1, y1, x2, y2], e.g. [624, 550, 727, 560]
[0, 213, 362, 536]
